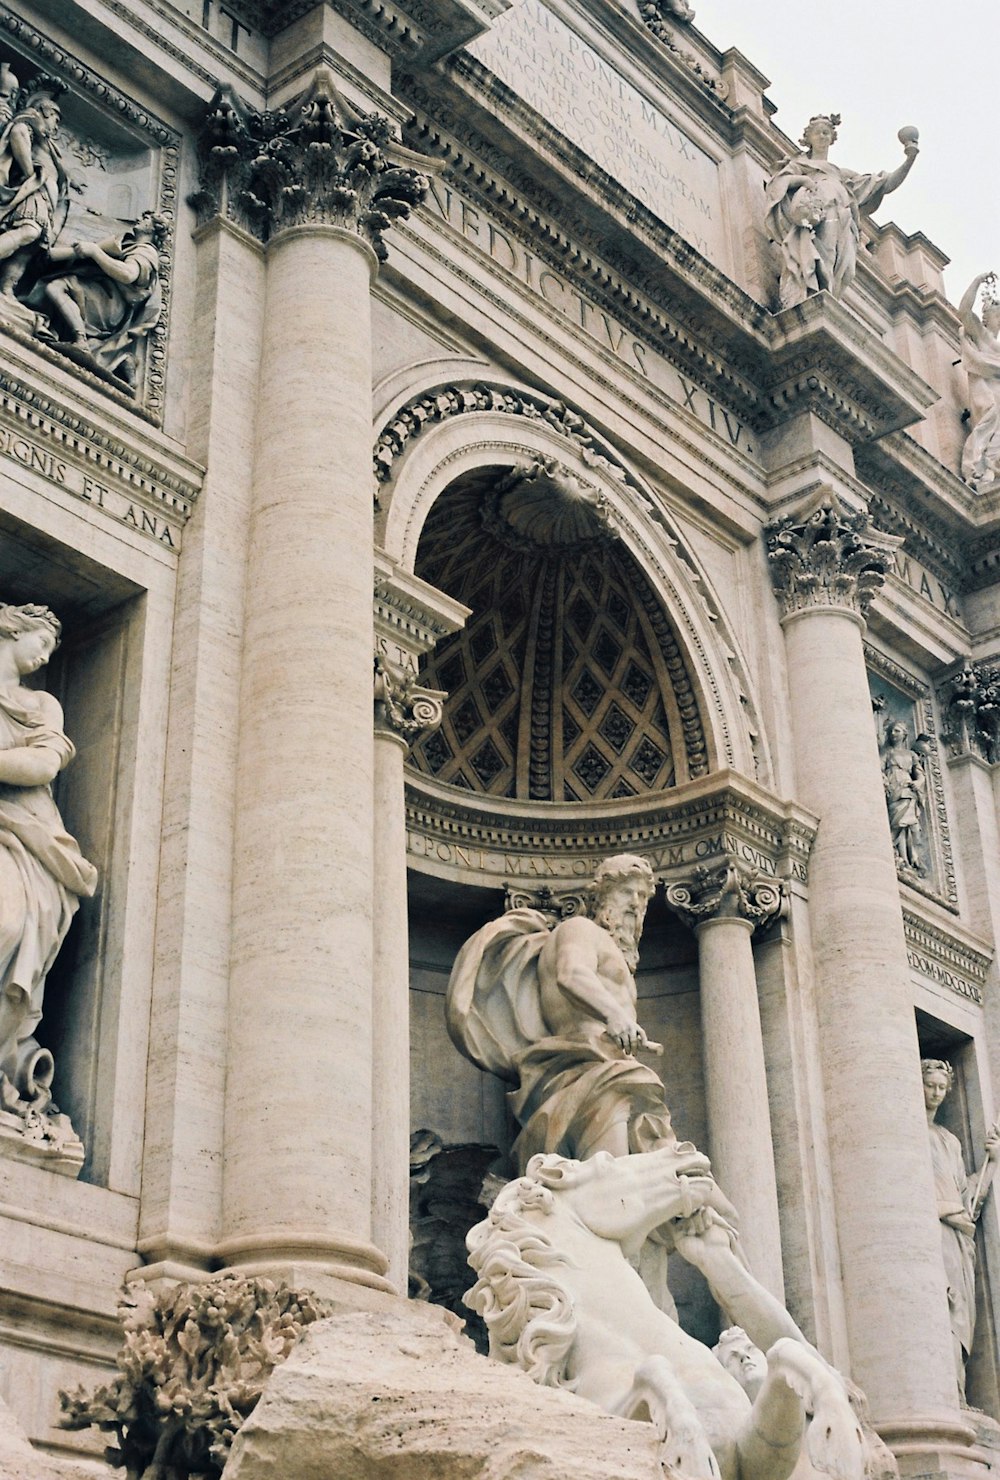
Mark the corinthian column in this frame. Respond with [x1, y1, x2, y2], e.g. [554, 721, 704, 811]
[665, 858, 785, 1297]
[765, 492, 963, 1440]
[371, 557, 467, 1292]
[194, 74, 428, 1296]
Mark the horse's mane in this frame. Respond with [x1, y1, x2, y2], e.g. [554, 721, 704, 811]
[464, 1157, 582, 1389]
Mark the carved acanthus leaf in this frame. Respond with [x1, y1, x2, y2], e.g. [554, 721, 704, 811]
[664, 856, 783, 931]
[765, 498, 901, 620]
[190, 71, 428, 257]
[939, 659, 1000, 764]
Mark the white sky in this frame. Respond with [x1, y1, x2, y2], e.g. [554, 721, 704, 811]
[693, 0, 1000, 305]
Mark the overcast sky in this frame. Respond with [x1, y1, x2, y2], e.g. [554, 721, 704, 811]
[694, 0, 999, 305]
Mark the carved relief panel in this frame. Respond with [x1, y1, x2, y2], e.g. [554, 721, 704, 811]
[0, 11, 179, 415]
[866, 645, 956, 909]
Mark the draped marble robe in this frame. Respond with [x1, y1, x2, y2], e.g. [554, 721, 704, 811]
[765, 157, 890, 309]
[0, 684, 97, 1096]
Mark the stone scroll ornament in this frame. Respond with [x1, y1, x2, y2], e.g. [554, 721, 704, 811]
[958, 271, 1000, 493]
[765, 116, 919, 310]
[0, 603, 96, 1171]
[0, 67, 167, 394]
[921, 1060, 1000, 1401]
[189, 68, 428, 258]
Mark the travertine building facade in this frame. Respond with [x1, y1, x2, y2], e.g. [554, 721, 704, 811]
[0, 0, 998, 1473]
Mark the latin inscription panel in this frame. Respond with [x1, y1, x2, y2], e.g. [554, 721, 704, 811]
[468, 0, 726, 263]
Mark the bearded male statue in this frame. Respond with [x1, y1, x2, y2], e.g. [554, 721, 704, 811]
[448, 854, 685, 1170]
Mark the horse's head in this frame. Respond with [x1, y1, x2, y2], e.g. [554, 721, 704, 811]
[525, 1142, 716, 1252]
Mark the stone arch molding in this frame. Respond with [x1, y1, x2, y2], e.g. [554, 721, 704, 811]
[375, 378, 769, 785]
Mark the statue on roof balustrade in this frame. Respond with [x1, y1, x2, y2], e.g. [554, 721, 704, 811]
[765, 115, 919, 310]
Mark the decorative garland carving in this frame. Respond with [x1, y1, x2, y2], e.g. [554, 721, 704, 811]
[374, 383, 629, 493]
[636, 2, 730, 100]
[190, 71, 428, 258]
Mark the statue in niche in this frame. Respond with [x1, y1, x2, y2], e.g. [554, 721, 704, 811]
[958, 272, 1000, 493]
[765, 115, 919, 310]
[448, 855, 803, 1332]
[879, 719, 929, 874]
[921, 1059, 999, 1400]
[0, 74, 71, 303]
[0, 603, 97, 1160]
[29, 210, 168, 392]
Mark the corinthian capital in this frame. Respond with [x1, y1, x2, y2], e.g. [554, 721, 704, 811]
[664, 856, 783, 932]
[764, 494, 901, 621]
[374, 654, 445, 744]
[190, 70, 428, 257]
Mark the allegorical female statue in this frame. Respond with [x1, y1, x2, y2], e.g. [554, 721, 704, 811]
[922, 1059, 999, 1398]
[765, 115, 919, 310]
[0, 603, 97, 1149]
[958, 272, 1000, 494]
[880, 720, 928, 873]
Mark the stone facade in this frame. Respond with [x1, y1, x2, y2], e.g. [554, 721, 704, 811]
[0, 0, 998, 1475]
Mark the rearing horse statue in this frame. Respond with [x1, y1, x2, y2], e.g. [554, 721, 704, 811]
[466, 1144, 867, 1480]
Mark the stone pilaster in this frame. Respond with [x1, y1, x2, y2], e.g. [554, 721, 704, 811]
[664, 858, 785, 1297]
[371, 558, 466, 1292]
[765, 491, 965, 1446]
[193, 72, 429, 1296]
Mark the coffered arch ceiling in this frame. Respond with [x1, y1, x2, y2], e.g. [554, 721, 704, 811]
[408, 462, 709, 803]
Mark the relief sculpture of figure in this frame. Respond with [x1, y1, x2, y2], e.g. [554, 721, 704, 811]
[765, 115, 918, 310]
[0, 76, 70, 301]
[448, 854, 804, 1341]
[958, 272, 1000, 493]
[0, 603, 97, 1157]
[922, 1059, 1000, 1400]
[880, 720, 928, 874]
[31, 210, 168, 392]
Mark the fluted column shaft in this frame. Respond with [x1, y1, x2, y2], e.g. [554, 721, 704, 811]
[767, 495, 959, 1428]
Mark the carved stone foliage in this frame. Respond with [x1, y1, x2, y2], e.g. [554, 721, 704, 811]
[664, 856, 783, 932]
[765, 498, 900, 620]
[408, 1129, 497, 1353]
[0, 18, 180, 414]
[190, 70, 428, 258]
[60, 1276, 327, 1479]
[374, 653, 445, 742]
[940, 659, 1000, 765]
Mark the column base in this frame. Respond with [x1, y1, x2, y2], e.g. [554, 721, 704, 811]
[131, 1230, 398, 1301]
[878, 1414, 990, 1480]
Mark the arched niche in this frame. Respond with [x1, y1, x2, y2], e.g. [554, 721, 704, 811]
[376, 379, 768, 820]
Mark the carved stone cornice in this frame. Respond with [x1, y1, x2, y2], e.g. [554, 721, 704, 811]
[374, 654, 446, 743]
[664, 856, 783, 932]
[765, 492, 902, 621]
[190, 70, 428, 257]
[903, 908, 992, 1008]
[939, 658, 1000, 765]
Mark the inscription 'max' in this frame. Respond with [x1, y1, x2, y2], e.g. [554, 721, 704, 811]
[468, 0, 726, 263]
